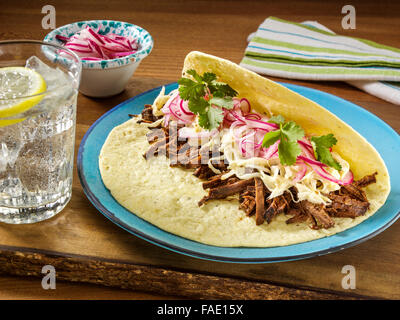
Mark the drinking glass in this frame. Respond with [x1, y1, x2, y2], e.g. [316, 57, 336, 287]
[0, 40, 81, 223]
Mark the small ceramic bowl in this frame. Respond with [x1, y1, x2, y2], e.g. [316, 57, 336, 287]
[44, 20, 153, 97]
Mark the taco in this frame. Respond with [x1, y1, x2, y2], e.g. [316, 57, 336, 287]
[99, 51, 390, 247]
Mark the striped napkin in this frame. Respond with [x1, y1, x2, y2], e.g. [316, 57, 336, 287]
[240, 17, 400, 105]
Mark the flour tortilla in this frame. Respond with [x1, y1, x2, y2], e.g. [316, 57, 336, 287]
[99, 51, 390, 247]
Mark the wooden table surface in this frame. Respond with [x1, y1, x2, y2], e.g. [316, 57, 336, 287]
[0, 0, 399, 300]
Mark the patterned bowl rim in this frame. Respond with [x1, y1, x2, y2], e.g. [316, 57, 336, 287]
[43, 20, 154, 69]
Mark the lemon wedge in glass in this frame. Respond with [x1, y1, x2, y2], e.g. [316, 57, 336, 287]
[0, 66, 47, 126]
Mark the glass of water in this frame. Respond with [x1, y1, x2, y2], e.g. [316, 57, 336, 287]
[0, 40, 81, 224]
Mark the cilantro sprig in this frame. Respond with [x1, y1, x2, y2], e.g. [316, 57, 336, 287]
[262, 115, 341, 170]
[311, 134, 342, 171]
[262, 116, 304, 166]
[178, 70, 238, 130]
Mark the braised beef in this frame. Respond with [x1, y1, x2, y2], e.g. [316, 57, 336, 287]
[239, 196, 256, 216]
[301, 201, 335, 229]
[354, 172, 377, 188]
[202, 174, 239, 190]
[140, 104, 160, 123]
[264, 194, 289, 224]
[255, 178, 265, 225]
[327, 194, 369, 218]
[193, 165, 216, 180]
[144, 137, 168, 159]
[341, 184, 368, 202]
[286, 207, 309, 225]
[198, 178, 255, 206]
[202, 174, 224, 190]
[146, 128, 166, 143]
[170, 144, 200, 168]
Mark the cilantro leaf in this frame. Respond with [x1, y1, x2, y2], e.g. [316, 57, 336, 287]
[311, 133, 337, 149]
[311, 134, 342, 171]
[197, 107, 223, 130]
[212, 83, 238, 97]
[210, 79, 225, 86]
[281, 121, 304, 142]
[262, 130, 281, 148]
[278, 139, 302, 166]
[188, 96, 209, 114]
[261, 116, 304, 166]
[178, 70, 238, 130]
[202, 72, 217, 84]
[198, 112, 210, 129]
[314, 146, 342, 171]
[268, 115, 285, 125]
[178, 78, 204, 101]
[209, 96, 234, 110]
[207, 107, 224, 129]
[186, 69, 203, 83]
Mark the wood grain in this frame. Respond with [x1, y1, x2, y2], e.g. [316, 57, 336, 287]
[0, 0, 399, 300]
[0, 248, 359, 300]
[0, 275, 179, 300]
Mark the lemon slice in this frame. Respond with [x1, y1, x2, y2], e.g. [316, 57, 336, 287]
[0, 66, 47, 119]
[0, 118, 26, 127]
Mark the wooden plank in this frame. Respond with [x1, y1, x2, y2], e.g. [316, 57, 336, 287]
[0, 275, 178, 300]
[0, 247, 359, 300]
[0, 0, 399, 300]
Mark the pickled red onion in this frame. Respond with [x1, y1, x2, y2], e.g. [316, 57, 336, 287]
[239, 98, 251, 114]
[297, 155, 326, 167]
[299, 141, 316, 159]
[162, 92, 195, 124]
[244, 113, 262, 120]
[224, 100, 280, 160]
[260, 140, 279, 160]
[298, 139, 314, 153]
[55, 35, 70, 42]
[56, 26, 139, 61]
[293, 161, 307, 183]
[312, 165, 354, 185]
[298, 150, 353, 185]
[179, 99, 194, 116]
[245, 118, 278, 131]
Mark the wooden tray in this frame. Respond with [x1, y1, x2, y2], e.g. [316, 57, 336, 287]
[0, 77, 399, 300]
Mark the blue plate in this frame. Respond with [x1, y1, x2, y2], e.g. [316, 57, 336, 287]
[77, 82, 400, 263]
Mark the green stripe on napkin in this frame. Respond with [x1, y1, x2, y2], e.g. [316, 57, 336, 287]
[240, 17, 400, 81]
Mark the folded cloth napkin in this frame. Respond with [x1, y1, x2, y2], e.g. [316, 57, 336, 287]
[240, 17, 400, 105]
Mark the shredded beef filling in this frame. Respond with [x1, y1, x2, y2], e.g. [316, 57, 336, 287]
[140, 106, 377, 230]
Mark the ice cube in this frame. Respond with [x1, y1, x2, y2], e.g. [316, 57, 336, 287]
[0, 125, 22, 171]
[15, 133, 66, 192]
[24, 56, 76, 116]
[25, 56, 70, 91]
